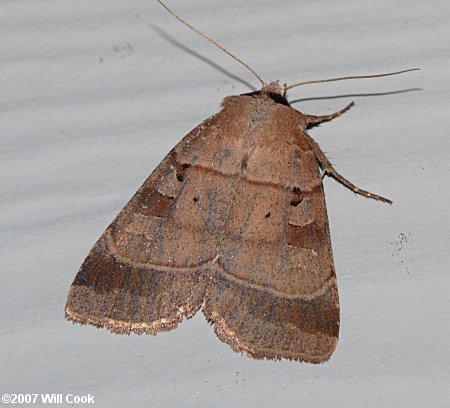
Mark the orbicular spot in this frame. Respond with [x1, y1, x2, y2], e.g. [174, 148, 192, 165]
[290, 186, 303, 206]
[176, 163, 191, 182]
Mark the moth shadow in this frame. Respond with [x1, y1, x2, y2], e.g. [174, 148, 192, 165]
[289, 88, 422, 105]
[150, 25, 257, 92]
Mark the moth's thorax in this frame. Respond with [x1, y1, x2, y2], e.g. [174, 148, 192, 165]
[220, 91, 308, 140]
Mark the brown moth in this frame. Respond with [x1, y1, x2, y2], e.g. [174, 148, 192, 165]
[65, 1, 418, 363]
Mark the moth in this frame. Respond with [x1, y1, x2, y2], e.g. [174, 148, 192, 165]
[65, 1, 418, 363]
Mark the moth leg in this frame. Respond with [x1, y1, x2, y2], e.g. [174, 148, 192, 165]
[303, 132, 392, 204]
[305, 102, 354, 129]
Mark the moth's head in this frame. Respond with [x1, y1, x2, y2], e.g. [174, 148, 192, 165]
[261, 81, 285, 97]
[260, 81, 290, 105]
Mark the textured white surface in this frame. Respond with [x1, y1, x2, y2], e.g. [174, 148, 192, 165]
[1, 1, 449, 407]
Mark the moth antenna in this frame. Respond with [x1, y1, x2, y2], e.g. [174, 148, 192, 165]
[284, 68, 420, 93]
[157, 0, 266, 87]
